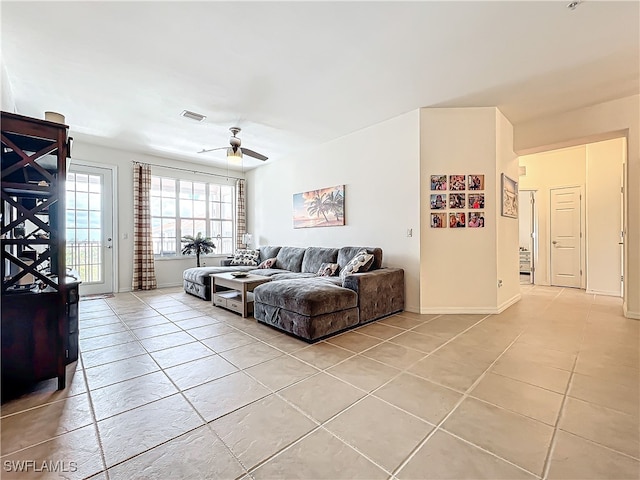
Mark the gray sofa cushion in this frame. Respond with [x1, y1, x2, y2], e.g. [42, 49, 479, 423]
[338, 247, 383, 271]
[254, 278, 357, 316]
[183, 265, 253, 285]
[274, 247, 306, 272]
[301, 247, 339, 274]
[259, 246, 282, 263]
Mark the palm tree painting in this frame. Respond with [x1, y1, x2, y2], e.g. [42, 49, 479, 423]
[293, 185, 345, 228]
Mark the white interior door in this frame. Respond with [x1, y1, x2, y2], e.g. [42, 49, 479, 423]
[66, 164, 114, 295]
[550, 186, 582, 288]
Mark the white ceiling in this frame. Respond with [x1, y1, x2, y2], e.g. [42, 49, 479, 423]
[2, 1, 638, 171]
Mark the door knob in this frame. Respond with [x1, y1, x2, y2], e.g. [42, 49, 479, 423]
[552, 241, 558, 245]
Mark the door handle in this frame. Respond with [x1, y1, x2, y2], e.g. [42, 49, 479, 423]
[552, 241, 558, 245]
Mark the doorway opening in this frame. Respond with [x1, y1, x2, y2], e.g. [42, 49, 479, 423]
[518, 190, 536, 285]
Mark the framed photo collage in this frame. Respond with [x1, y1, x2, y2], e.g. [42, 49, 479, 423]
[429, 174, 485, 229]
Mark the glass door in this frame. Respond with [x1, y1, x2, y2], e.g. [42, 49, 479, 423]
[66, 164, 114, 295]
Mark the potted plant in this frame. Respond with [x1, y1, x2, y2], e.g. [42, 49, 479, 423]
[181, 232, 216, 267]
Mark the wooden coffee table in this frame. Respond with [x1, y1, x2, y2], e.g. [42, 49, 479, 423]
[210, 272, 272, 318]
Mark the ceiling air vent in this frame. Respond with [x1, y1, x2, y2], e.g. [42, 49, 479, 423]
[180, 110, 206, 122]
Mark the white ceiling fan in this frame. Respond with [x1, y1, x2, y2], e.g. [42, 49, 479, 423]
[198, 127, 268, 162]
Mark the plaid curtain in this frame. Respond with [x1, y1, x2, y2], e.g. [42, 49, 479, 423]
[236, 179, 247, 250]
[132, 162, 157, 290]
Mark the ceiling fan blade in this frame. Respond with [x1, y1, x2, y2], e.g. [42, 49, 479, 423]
[241, 148, 269, 161]
[197, 147, 227, 154]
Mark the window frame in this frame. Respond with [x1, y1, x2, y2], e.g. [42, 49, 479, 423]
[150, 175, 235, 258]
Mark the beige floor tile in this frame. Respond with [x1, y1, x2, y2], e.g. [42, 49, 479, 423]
[471, 373, 564, 425]
[108, 426, 246, 480]
[413, 315, 484, 339]
[395, 311, 440, 322]
[560, 397, 640, 458]
[517, 331, 581, 354]
[280, 372, 366, 423]
[388, 331, 448, 353]
[325, 396, 432, 472]
[120, 315, 169, 329]
[174, 315, 220, 330]
[379, 315, 425, 330]
[252, 428, 387, 479]
[574, 356, 640, 386]
[149, 341, 215, 369]
[79, 323, 128, 339]
[326, 355, 400, 392]
[361, 342, 425, 370]
[0, 424, 103, 480]
[184, 371, 271, 422]
[211, 395, 317, 470]
[569, 372, 639, 416]
[325, 331, 382, 353]
[1, 393, 93, 456]
[245, 355, 319, 391]
[164, 354, 238, 390]
[431, 342, 499, 370]
[187, 323, 237, 340]
[153, 304, 193, 315]
[443, 397, 554, 475]
[79, 331, 137, 352]
[491, 356, 571, 393]
[139, 331, 196, 352]
[130, 322, 181, 339]
[376, 371, 462, 423]
[505, 341, 576, 371]
[262, 333, 310, 353]
[201, 331, 257, 352]
[291, 342, 355, 369]
[163, 309, 204, 322]
[355, 322, 405, 340]
[219, 341, 285, 369]
[397, 429, 536, 479]
[408, 355, 487, 392]
[90, 371, 178, 420]
[80, 314, 121, 328]
[579, 343, 640, 369]
[98, 394, 203, 467]
[84, 354, 159, 390]
[547, 430, 640, 480]
[1, 363, 87, 416]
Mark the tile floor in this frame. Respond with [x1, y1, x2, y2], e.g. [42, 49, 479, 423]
[1, 285, 639, 479]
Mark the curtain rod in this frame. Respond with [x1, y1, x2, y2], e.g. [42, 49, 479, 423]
[133, 161, 244, 181]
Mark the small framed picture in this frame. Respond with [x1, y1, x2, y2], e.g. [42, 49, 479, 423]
[449, 212, 466, 228]
[449, 175, 466, 191]
[430, 175, 447, 190]
[468, 211, 485, 228]
[449, 193, 465, 209]
[468, 193, 485, 209]
[468, 174, 484, 190]
[430, 194, 447, 210]
[501, 173, 518, 218]
[430, 213, 446, 228]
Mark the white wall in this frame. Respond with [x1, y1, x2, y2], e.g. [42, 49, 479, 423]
[420, 107, 519, 313]
[586, 138, 625, 296]
[514, 94, 638, 317]
[518, 191, 532, 250]
[71, 141, 241, 291]
[247, 110, 422, 312]
[519, 146, 587, 287]
[1, 62, 16, 112]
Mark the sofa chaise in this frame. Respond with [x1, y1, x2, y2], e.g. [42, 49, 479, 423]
[183, 245, 405, 341]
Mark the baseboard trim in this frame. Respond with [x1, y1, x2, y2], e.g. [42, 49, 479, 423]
[403, 305, 421, 314]
[419, 293, 521, 315]
[586, 289, 622, 297]
[623, 303, 640, 320]
[156, 282, 182, 289]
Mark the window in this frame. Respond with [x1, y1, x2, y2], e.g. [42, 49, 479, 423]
[150, 176, 234, 257]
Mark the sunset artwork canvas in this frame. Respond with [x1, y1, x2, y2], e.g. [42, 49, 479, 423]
[293, 185, 345, 228]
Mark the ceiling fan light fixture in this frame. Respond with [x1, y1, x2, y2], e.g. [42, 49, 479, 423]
[227, 146, 243, 163]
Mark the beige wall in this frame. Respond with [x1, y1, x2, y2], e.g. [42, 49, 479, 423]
[247, 110, 422, 312]
[514, 94, 639, 318]
[420, 107, 519, 313]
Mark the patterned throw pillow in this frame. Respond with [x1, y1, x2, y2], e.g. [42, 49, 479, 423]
[230, 249, 259, 266]
[317, 262, 340, 277]
[258, 257, 276, 269]
[340, 250, 374, 280]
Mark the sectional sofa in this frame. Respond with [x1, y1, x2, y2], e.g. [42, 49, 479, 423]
[183, 245, 405, 341]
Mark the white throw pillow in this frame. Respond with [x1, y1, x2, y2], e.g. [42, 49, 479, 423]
[340, 250, 374, 280]
[230, 249, 259, 266]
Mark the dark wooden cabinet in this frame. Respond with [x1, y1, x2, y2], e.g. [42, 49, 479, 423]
[1, 111, 76, 394]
